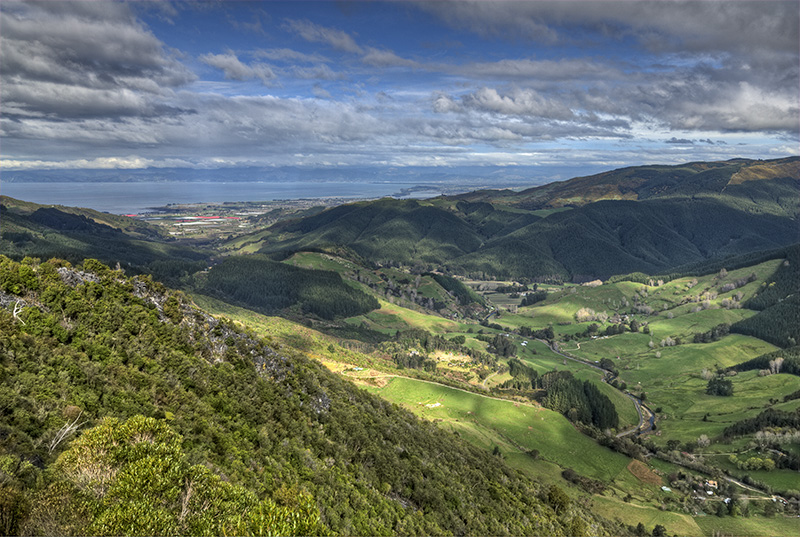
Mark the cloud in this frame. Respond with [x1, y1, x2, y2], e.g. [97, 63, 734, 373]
[283, 18, 363, 53]
[0, 156, 191, 170]
[433, 93, 461, 114]
[460, 87, 576, 120]
[200, 51, 276, 85]
[289, 64, 344, 81]
[457, 58, 620, 81]
[255, 48, 329, 64]
[312, 84, 333, 99]
[419, 0, 799, 135]
[0, 1, 794, 173]
[421, 1, 798, 55]
[0, 1, 194, 119]
[361, 48, 421, 68]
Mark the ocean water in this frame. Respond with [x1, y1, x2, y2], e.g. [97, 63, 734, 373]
[0, 181, 437, 215]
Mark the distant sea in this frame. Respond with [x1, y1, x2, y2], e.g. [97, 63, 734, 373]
[0, 181, 440, 215]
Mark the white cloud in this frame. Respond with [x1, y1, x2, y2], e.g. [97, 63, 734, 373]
[312, 85, 333, 99]
[461, 87, 576, 121]
[200, 52, 276, 85]
[255, 48, 330, 64]
[0, 1, 194, 120]
[0, 1, 795, 173]
[457, 58, 621, 81]
[361, 48, 420, 68]
[0, 156, 187, 170]
[283, 18, 363, 53]
[421, 1, 798, 55]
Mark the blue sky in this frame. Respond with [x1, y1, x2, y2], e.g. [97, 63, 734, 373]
[1, 0, 798, 182]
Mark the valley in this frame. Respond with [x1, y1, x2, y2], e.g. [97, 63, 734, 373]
[1, 157, 799, 536]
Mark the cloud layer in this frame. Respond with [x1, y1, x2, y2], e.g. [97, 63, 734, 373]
[1, 0, 797, 174]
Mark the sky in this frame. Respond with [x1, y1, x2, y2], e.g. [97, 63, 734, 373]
[1, 0, 798, 183]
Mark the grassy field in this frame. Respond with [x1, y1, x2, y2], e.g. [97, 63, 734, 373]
[360, 376, 734, 530]
[694, 514, 800, 537]
[366, 376, 634, 482]
[193, 254, 797, 535]
[494, 259, 784, 337]
[283, 251, 361, 273]
[346, 298, 469, 334]
[591, 496, 703, 536]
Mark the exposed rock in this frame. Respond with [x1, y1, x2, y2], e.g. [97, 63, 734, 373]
[57, 267, 100, 287]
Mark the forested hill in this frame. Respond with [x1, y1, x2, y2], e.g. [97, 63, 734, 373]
[0, 196, 209, 284]
[243, 157, 799, 281]
[0, 256, 626, 536]
[454, 156, 800, 211]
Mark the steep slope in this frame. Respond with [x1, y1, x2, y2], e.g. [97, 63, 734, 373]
[458, 198, 798, 280]
[265, 198, 486, 265]
[732, 244, 800, 347]
[0, 256, 623, 536]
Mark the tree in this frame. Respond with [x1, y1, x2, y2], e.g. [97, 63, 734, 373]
[26, 416, 325, 536]
[652, 524, 667, 537]
[546, 485, 570, 514]
[706, 376, 734, 396]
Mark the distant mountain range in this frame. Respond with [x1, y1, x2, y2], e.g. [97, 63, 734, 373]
[235, 157, 798, 281]
[3, 157, 798, 283]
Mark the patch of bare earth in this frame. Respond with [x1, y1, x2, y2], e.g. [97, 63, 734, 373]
[627, 460, 662, 486]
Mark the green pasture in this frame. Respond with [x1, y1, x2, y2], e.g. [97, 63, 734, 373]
[283, 251, 360, 273]
[604, 335, 777, 388]
[694, 513, 800, 537]
[647, 308, 756, 339]
[490, 310, 590, 336]
[641, 370, 799, 445]
[568, 332, 653, 362]
[347, 298, 467, 334]
[561, 330, 784, 447]
[708, 455, 800, 494]
[367, 376, 633, 482]
[591, 496, 703, 536]
[517, 341, 596, 375]
[484, 292, 522, 309]
[491, 340, 640, 430]
[504, 258, 783, 339]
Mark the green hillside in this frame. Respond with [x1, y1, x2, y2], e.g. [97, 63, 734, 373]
[0, 197, 209, 284]
[3, 157, 800, 536]
[457, 157, 799, 213]
[0, 256, 626, 536]
[197, 254, 379, 320]
[234, 157, 798, 281]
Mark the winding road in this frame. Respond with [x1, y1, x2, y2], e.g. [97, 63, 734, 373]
[538, 339, 655, 437]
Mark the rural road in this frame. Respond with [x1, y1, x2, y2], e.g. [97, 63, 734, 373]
[539, 339, 654, 437]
